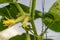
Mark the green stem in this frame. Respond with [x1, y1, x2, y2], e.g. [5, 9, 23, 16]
[15, 15, 26, 23]
[31, 0, 37, 35]
[40, 21, 54, 36]
[13, 2, 25, 15]
[30, 0, 40, 40]
[40, 27, 48, 36]
[26, 30, 31, 40]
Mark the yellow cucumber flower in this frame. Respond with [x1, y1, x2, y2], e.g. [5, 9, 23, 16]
[3, 19, 16, 26]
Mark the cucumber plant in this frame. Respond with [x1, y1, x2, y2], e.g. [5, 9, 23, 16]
[0, 0, 60, 40]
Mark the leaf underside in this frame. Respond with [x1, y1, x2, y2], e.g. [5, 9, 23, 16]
[44, 0, 60, 32]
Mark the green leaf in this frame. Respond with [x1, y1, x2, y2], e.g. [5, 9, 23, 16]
[0, 3, 41, 19]
[0, 18, 8, 31]
[44, 0, 60, 32]
[9, 33, 34, 40]
[9, 33, 52, 40]
[48, 1, 60, 19]
[49, 20, 60, 32]
[0, 3, 19, 19]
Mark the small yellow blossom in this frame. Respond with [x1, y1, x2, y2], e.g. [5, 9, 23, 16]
[3, 19, 15, 26]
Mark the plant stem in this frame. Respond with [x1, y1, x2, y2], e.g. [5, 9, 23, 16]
[15, 15, 25, 23]
[40, 27, 48, 36]
[30, 0, 40, 40]
[31, 0, 37, 35]
[26, 30, 31, 40]
[13, 2, 25, 15]
[40, 21, 54, 36]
